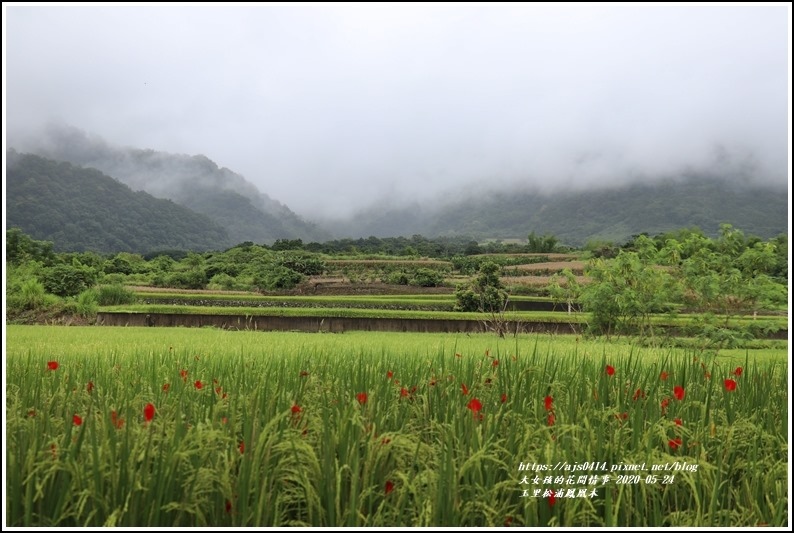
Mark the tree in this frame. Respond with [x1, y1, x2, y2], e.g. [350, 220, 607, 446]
[454, 261, 508, 313]
[579, 236, 678, 338]
[526, 231, 558, 253]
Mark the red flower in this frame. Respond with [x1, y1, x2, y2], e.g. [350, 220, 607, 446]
[673, 385, 685, 401]
[239, 441, 245, 454]
[111, 410, 125, 429]
[385, 480, 394, 495]
[733, 367, 743, 377]
[291, 404, 302, 414]
[501, 393, 507, 403]
[143, 402, 155, 422]
[28, 409, 36, 417]
[400, 387, 410, 397]
[548, 490, 556, 507]
[467, 398, 482, 413]
[632, 388, 645, 401]
[674, 418, 682, 426]
[704, 372, 711, 380]
[194, 380, 203, 390]
[47, 361, 59, 371]
[724, 379, 737, 392]
[73, 414, 83, 426]
[606, 365, 615, 376]
[225, 500, 232, 514]
[616, 412, 628, 421]
[461, 383, 469, 395]
[87, 381, 94, 393]
[544, 395, 553, 411]
[387, 370, 394, 379]
[492, 359, 499, 367]
[504, 516, 513, 527]
[300, 370, 309, 377]
[410, 385, 417, 394]
[668, 437, 682, 450]
[429, 378, 437, 386]
[180, 369, 188, 382]
[547, 413, 556, 426]
[661, 397, 670, 413]
[221, 417, 228, 425]
[659, 371, 669, 381]
[356, 392, 368, 405]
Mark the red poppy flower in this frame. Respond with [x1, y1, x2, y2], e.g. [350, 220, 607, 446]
[632, 388, 645, 401]
[673, 385, 685, 401]
[733, 367, 743, 377]
[291, 404, 302, 414]
[616, 412, 628, 421]
[143, 402, 155, 422]
[467, 398, 482, 413]
[400, 387, 409, 397]
[544, 395, 553, 411]
[387, 370, 394, 379]
[221, 416, 228, 425]
[547, 413, 556, 426]
[385, 480, 394, 495]
[215, 386, 223, 395]
[239, 441, 245, 454]
[162, 383, 170, 393]
[47, 361, 59, 371]
[606, 365, 615, 376]
[501, 393, 507, 404]
[225, 500, 232, 514]
[661, 397, 670, 413]
[180, 369, 188, 382]
[194, 380, 203, 390]
[461, 383, 469, 395]
[410, 385, 417, 394]
[73, 414, 83, 426]
[668, 437, 682, 450]
[504, 516, 513, 527]
[724, 379, 737, 392]
[300, 370, 309, 377]
[704, 372, 711, 380]
[87, 381, 94, 393]
[548, 490, 556, 507]
[492, 359, 499, 367]
[674, 418, 682, 426]
[28, 409, 36, 417]
[356, 392, 368, 405]
[659, 371, 669, 380]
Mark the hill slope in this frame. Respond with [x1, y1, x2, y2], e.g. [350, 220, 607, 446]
[12, 124, 330, 244]
[329, 176, 789, 245]
[6, 150, 231, 253]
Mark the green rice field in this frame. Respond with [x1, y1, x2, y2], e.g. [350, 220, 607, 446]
[4, 326, 789, 527]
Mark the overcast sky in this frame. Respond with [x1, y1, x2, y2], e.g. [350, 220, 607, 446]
[3, 3, 791, 218]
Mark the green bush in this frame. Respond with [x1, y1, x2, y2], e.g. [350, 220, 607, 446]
[253, 265, 305, 291]
[40, 263, 98, 297]
[96, 284, 136, 306]
[75, 288, 99, 318]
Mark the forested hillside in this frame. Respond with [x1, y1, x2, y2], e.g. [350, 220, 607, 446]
[6, 150, 231, 253]
[330, 176, 788, 246]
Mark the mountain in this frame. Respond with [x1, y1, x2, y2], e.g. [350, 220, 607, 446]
[327, 175, 789, 246]
[6, 150, 231, 253]
[11, 124, 330, 245]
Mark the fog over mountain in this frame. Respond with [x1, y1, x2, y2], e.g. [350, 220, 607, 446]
[5, 4, 790, 222]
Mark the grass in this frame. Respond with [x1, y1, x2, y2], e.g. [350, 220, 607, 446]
[5, 326, 789, 527]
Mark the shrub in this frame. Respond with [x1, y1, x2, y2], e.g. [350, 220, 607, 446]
[96, 284, 136, 306]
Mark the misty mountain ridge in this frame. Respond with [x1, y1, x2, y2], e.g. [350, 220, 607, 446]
[8, 123, 788, 250]
[323, 173, 788, 246]
[6, 150, 231, 253]
[11, 123, 330, 245]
